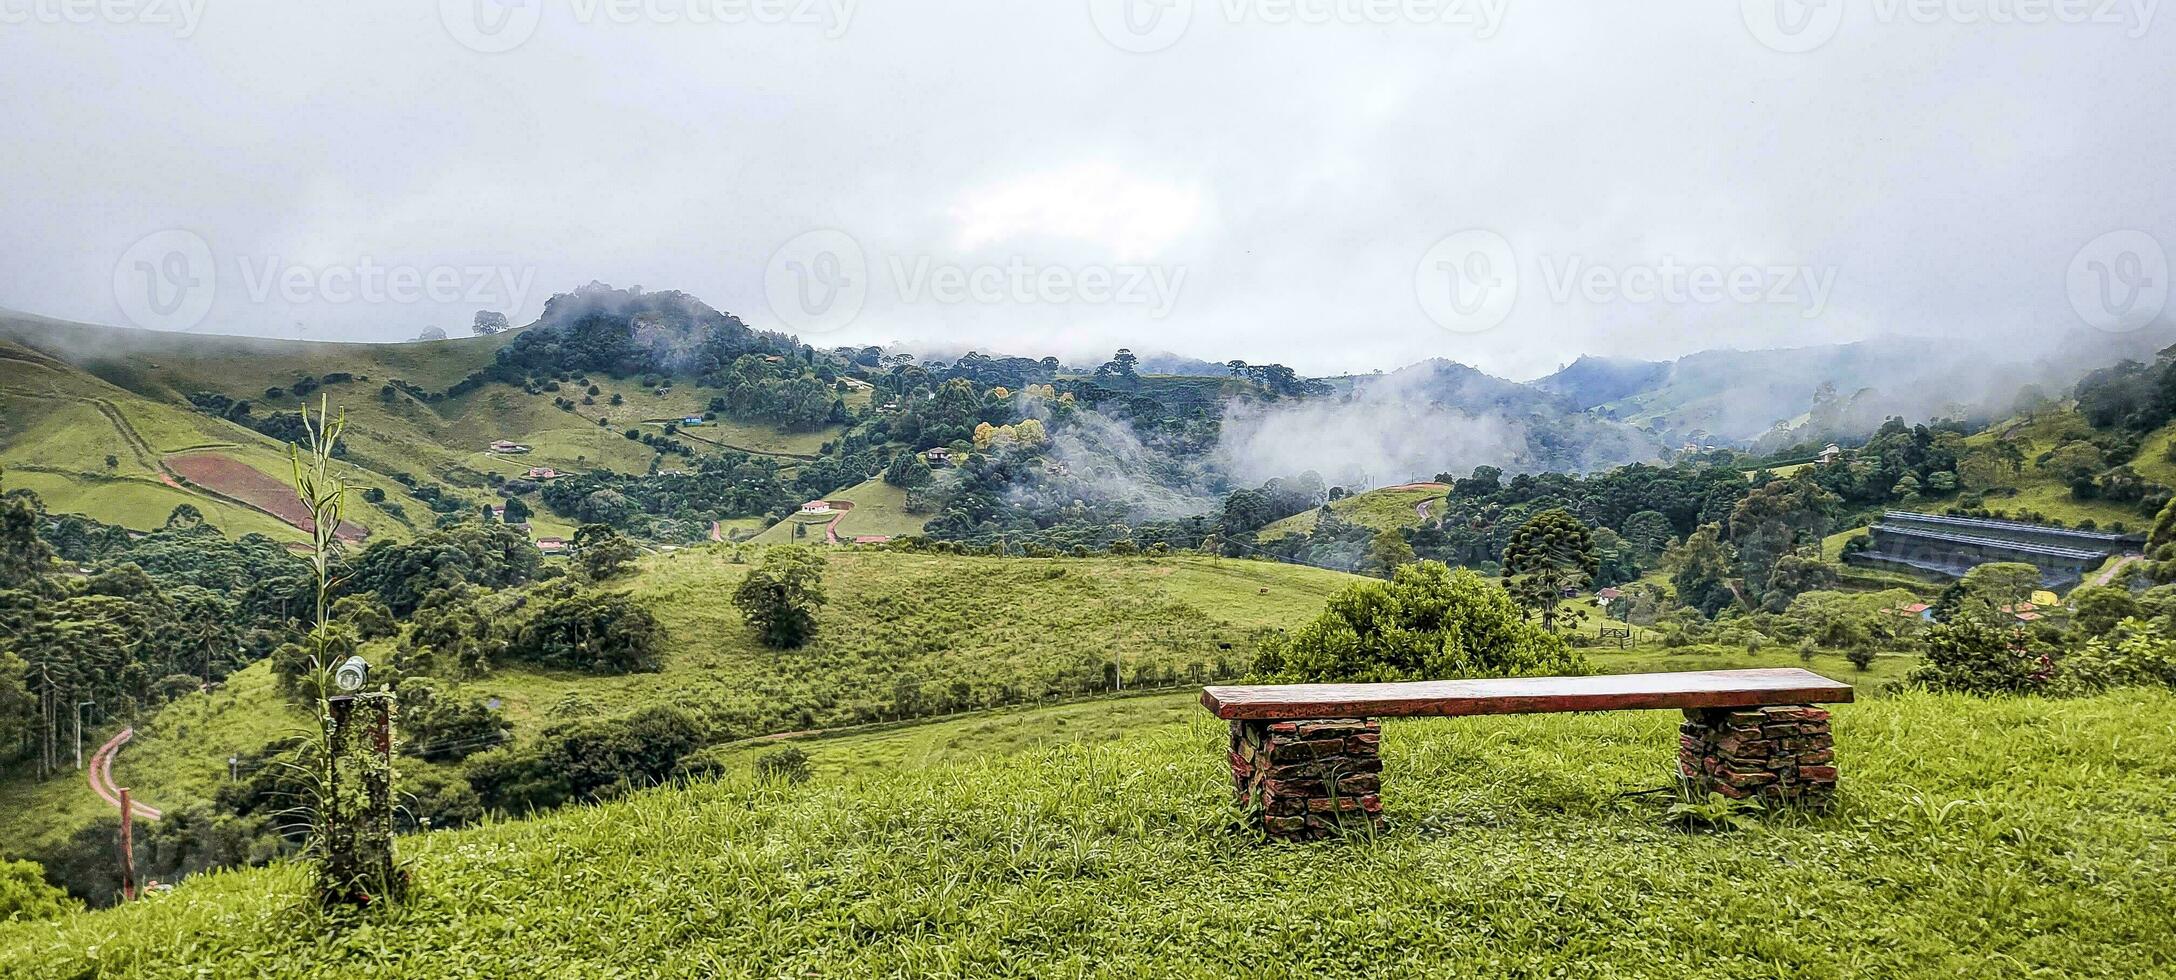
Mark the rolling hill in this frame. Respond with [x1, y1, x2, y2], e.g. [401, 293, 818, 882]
[0, 548, 1364, 857]
[1256, 483, 1449, 542]
[0, 310, 850, 545]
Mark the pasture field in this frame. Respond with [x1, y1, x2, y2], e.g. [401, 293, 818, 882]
[4, 687, 2171, 977]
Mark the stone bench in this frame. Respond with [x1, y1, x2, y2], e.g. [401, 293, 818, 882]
[1202, 667, 1854, 840]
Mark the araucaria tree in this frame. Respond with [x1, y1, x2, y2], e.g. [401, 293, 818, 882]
[1500, 508, 1598, 632]
[732, 546, 828, 649]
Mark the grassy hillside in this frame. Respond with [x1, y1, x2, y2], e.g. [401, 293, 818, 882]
[0, 549, 1361, 854]
[0, 330, 437, 541]
[5, 687, 2171, 976]
[1963, 406, 2172, 532]
[1257, 483, 1448, 542]
[748, 477, 925, 544]
[0, 313, 848, 543]
[695, 639, 1913, 781]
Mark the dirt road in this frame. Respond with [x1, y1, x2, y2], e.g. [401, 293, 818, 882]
[88, 728, 162, 822]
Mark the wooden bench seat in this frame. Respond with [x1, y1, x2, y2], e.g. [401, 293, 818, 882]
[1207, 668, 1853, 841]
[1202, 667, 1854, 720]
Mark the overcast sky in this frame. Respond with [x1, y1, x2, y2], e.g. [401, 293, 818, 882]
[2, 0, 2170, 379]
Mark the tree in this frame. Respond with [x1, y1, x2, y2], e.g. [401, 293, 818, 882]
[0, 473, 55, 591]
[507, 588, 664, 674]
[2147, 495, 2176, 584]
[1254, 562, 1585, 683]
[1959, 562, 2040, 616]
[883, 451, 933, 489]
[731, 546, 827, 649]
[164, 504, 204, 529]
[1667, 524, 1738, 618]
[1500, 508, 1598, 632]
[1726, 474, 1839, 608]
[573, 524, 640, 580]
[1619, 510, 1676, 561]
[2069, 585, 2142, 639]
[1363, 528, 1416, 578]
[1909, 617, 2046, 695]
[472, 311, 511, 335]
[501, 496, 532, 525]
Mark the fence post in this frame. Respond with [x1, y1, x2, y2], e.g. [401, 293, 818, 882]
[318, 692, 402, 905]
[118, 788, 136, 902]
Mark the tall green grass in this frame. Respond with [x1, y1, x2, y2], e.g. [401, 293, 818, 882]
[5, 688, 2171, 978]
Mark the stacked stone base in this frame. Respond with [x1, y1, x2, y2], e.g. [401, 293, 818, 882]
[1229, 718, 1385, 840]
[1678, 705, 1837, 805]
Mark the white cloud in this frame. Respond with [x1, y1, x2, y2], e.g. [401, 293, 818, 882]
[949, 162, 1204, 262]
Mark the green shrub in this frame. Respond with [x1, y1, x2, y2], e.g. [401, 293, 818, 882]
[1253, 561, 1585, 683]
[467, 705, 706, 813]
[2049, 620, 2176, 697]
[398, 678, 511, 762]
[1908, 618, 2050, 695]
[506, 588, 664, 674]
[754, 746, 812, 784]
[0, 859, 77, 923]
[400, 770, 484, 831]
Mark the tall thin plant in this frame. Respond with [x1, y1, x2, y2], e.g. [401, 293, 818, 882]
[284, 397, 389, 903]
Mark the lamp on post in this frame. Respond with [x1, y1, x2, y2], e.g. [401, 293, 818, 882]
[75, 700, 94, 770]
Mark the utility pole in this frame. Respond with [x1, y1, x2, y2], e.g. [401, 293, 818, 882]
[75, 701, 94, 770]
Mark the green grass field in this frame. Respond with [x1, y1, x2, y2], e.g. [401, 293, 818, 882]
[1257, 483, 1448, 541]
[749, 477, 926, 544]
[5, 685, 2171, 977]
[694, 641, 1908, 782]
[0, 550, 1361, 855]
[0, 335, 435, 541]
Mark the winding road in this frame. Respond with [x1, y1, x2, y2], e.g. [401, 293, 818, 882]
[2092, 553, 2146, 588]
[87, 728, 161, 822]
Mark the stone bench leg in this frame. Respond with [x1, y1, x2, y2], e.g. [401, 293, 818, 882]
[1678, 705, 1837, 805]
[1229, 718, 1385, 840]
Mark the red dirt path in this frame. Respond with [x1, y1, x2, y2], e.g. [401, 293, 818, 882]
[165, 453, 368, 542]
[88, 728, 161, 822]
